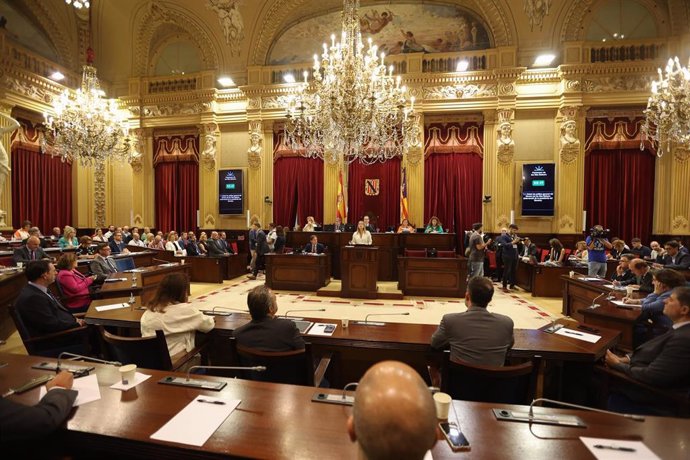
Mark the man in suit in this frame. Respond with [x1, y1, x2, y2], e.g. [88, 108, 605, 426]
[219, 232, 234, 254]
[347, 361, 437, 460]
[25, 227, 48, 248]
[303, 235, 325, 254]
[89, 244, 118, 276]
[0, 370, 77, 442]
[519, 236, 538, 262]
[654, 240, 690, 270]
[13, 236, 50, 265]
[14, 260, 84, 337]
[627, 258, 654, 293]
[431, 276, 514, 366]
[233, 285, 304, 351]
[108, 231, 129, 255]
[362, 215, 376, 233]
[207, 231, 230, 256]
[333, 217, 346, 233]
[247, 223, 269, 280]
[496, 223, 521, 290]
[605, 286, 690, 416]
[185, 232, 201, 256]
[611, 253, 635, 285]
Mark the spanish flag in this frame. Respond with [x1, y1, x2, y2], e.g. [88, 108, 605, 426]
[400, 165, 409, 221]
[336, 167, 347, 222]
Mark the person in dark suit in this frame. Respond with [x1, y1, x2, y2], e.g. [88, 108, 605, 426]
[362, 215, 376, 233]
[206, 231, 229, 256]
[519, 237, 538, 262]
[89, 244, 118, 276]
[611, 253, 635, 285]
[14, 260, 84, 337]
[431, 276, 514, 366]
[605, 286, 690, 416]
[0, 370, 77, 441]
[273, 226, 286, 254]
[654, 240, 690, 270]
[24, 227, 48, 248]
[219, 232, 235, 254]
[496, 224, 521, 290]
[333, 217, 346, 233]
[185, 232, 201, 256]
[233, 285, 305, 351]
[248, 223, 269, 279]
[108, 231, 129, 255]
[627, 259, 654, 293]
[303, 235, 325, 254]
[13, 236, 49, 265]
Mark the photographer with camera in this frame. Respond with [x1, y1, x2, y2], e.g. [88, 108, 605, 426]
[586, 224, 612, 277]
[496, 224, 521, 290]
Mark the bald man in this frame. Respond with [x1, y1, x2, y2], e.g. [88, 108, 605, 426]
[348, 361, 437, 460]
[13, 236, 49, 265]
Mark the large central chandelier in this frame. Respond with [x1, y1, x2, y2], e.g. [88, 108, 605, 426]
[641, 56, 690, 157]
[284, 0, 420, 165]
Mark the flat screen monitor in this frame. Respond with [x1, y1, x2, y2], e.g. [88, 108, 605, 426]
[521, 163, 555, 217]
[219, 169, 244, 215]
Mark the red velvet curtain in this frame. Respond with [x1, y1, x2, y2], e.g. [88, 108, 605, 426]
[273, 157, 324, 227]
[11, 145, 72, 231]
[155, 162, 198, 233]
[348, 157, 401, 230]
[584, 149, 655, 242]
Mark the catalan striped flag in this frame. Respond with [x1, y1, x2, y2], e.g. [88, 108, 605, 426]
[336, 167, 347, 222]
[400, 165, 409, 221]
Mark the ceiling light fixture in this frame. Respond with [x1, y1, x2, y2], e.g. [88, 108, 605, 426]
[50, 71, 65, 81]
[217, 76, 235, 87]
[533, 54, 556, 67]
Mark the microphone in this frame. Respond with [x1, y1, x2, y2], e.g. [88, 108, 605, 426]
[313, 382, 358, 406]
[355, 312, 410, 326]
[202, 306, 249, 316]
[283, 308, 326, 319]
[159, 365, 266, 390]
[56, 352, 122, 374]
[186, 365, 265, 381]
[588, 292, 606, 309]
[528, 397, 644, 422]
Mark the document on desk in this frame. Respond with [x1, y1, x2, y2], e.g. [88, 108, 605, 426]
[610, 299, 640, 308]
[582, 277, 605, 282]
[555, 328, 601, 343]
[307, 323, 336, 336]
[150, 396, 239, 446]
[39, 373, 101, 406]
[580, 437, 660, 460]
[95, 303, 130, 312]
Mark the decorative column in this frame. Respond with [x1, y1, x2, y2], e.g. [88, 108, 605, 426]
[554, 106, 584, 234]
[405, 113, 424, 227]
[247, 119, 270, 225]
[323, 153, 339, 224]
[198, 122, 219, 229]
[487, 108, 515, 231]
[130, 127, 153, 227]
[654, 146, 690, 234]
[0, 103, 18, 229]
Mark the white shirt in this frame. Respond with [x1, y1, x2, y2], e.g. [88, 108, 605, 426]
[128, 239, 146, 247]
[140, 303, 214, 358]
[165, 241, 187, 256]
[351, 230, 372, 245]
[673, 321, 690, 330]
[267, 229, 277, 251]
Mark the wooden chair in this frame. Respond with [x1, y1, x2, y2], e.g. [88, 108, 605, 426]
[9, 305, 90, 357]
[441, 352, 537, 405]
[436, 250, 456, 258]
[404, 249, 426, 257]
[229, 337, 330, 387]
[99, 326, 203, 371]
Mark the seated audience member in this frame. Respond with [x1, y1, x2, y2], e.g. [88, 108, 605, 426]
[13, 220, 31, 240]
[274, 226, 286, 253]
[57, 226, 78, 249]
[14, 260, 84, 337]
[92, 228, 107, 242]
[75, 236, 95, 257]
[302, 216, 317, 232]
[165, 231, 186, 256]
[121, 226, 132, 243]
[148, 234, 166, 250]
[653, 240, 690, 270]
[232, 285, 305, 351]
[424, 216, 444, 234]
[185, 233, 201, 256]
[266, 223, 277, 252]
[362, 215, 376, 233]
[13, 236, 49, 265]
[544, 238, 565, 265]
[108, 231, 129, 255]
[197, 232, 209, 254]
[50, 226, 62, 240]
[629, 238, 652, 259]
[605, 286, 690, 416]
[248, 223, 269, 279]
[127, 231, 146, 247]
[103, 225, 116, 241]
[431, 276, 514, 366]
[0, 370, 77, 442]
[649, 240, 663, 261]
[519, 236, 538, 262]
[333, 217, 345, 232]
[207, 231, 230, 256]
[347, 361, 437, 460]
[626, 258, 654, 293]
[611, 253, 635, 285]
[623, 269, 687, 347]
[140, 273, 214, 361]
[609, 239, 627, 260]
[350, 220, 372, 245]
[220, 232, 234, 254]
[397, 218, 415, 234]
[141, 227, 151, 243]
[89, 244, 118, 276]
[574, 240, 589, 262]
[26, 227, 48, 248]
[177, 231, 188, 248]
[303, 235, 325, 254]
[56, 253, 96, 313]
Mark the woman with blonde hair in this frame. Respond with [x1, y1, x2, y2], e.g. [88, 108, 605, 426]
[350, 220, 372, 245]
[574, 240, 588, 261]
[58, 226, 78, 249]
[198, 232, 209, 254]
[165, 231, 186, 256]
[302, 216, 317, 232]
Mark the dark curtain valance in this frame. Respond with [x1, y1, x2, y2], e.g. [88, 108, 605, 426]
[584, 117, 655, 154]
[424, 122, 484, 158]
[153, 134, 199, 165]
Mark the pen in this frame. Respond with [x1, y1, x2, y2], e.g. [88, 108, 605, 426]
[594, 444, 636, 452]
[563, 330, 583, 336]
[197, 399, 226, 405]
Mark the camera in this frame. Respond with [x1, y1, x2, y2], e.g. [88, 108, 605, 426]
[589, 227, 610, 238]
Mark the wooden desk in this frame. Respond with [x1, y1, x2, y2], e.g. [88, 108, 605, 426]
[397, 256, 467, 297]
[340, 246, 378, 298]
[265, 253, 331, 291]
[98, 264, 191, 305]
[0, 269, 26, 340]
[4, 352, 686, 460]
[516, 262, 588, 297]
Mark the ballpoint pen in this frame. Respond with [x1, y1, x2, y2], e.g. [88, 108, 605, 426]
[594, 444, 636, 452]
[563, 330, 583, 336]
[197, 399, 226, 405]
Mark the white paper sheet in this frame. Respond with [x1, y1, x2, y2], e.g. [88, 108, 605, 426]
[110, 372, 151, 391]
[609, 299, 640, 308]
[104, 278, 127, 283]
[39, 373, 101, 406]
[307, 323, 336, 336]
[580, 437, 660, 460]
[555, 328, 601, 343]
[95, 303, 130, 312]
[150, 396, 240, 446]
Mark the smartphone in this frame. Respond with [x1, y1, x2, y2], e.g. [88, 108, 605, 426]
[439, 422, 470, 452]
[324, 324, 336, 333]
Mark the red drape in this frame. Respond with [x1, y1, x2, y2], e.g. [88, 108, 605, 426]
[155, 162, 199, 233]
[273, 157, 324, 227]
[584, 149, 655, 243]
[348, 157, 401, 230]
[11, 145, 72, 231]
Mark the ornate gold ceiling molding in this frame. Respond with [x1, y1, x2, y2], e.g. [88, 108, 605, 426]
[132, 2, 219, 77]
[18, 0, 76, 70]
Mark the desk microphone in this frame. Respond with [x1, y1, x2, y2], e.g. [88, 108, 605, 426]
[283, 308, 326, 318]
[528, 397, 645, 422]
[588, 292, 606, 309]
[203, 306, 249, 316]
[56, 352, 122, 373]
[355, 312, 410, 326]
[186, 365, 266, 381]
[158, 365, 266, 391]
[312, 382, 357, 406]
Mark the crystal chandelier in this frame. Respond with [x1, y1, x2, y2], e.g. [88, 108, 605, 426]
[284, 0, 420, 165]
[641, 56, 690, 157]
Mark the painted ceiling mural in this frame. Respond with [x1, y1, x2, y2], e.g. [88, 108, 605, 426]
[268, 3, 492, 65]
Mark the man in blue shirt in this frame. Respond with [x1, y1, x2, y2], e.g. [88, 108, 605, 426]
[586, 224, 612, 277]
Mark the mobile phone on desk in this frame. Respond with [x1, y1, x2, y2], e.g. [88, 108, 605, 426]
[439, 422, 470, 452]
[323, 324, 336, 333]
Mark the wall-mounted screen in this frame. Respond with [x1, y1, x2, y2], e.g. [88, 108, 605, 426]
[219, 169, 244, 215]
[521, 163, 555, 216]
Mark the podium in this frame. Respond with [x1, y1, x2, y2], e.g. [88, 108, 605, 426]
[341, 246, 378, 298]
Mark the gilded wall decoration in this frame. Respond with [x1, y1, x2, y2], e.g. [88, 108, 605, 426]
[247, 120, 263, 169]
[2, 75, 54, 104]
[94, 162, 106, 228]
[142, 102, 211, 117]
[496, 109, 514, 165]
[582, 76, 651, 93]
[130, 128, 148, 173]
[673, 147, 690, 163]
[199, 123, 219, 171]
[422, 84, 496, 100]
[496, 214, 510, 229]
[672, 215, 689, 231]
[207, 0, 245, 57]
[559, 120, 580, 164]
[497, 82, 516, 96]
[205, 214, 216, 227]
[558, 214, 575, 231]
[523, 0, 552, 32]
[260, 95, 292, 110]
